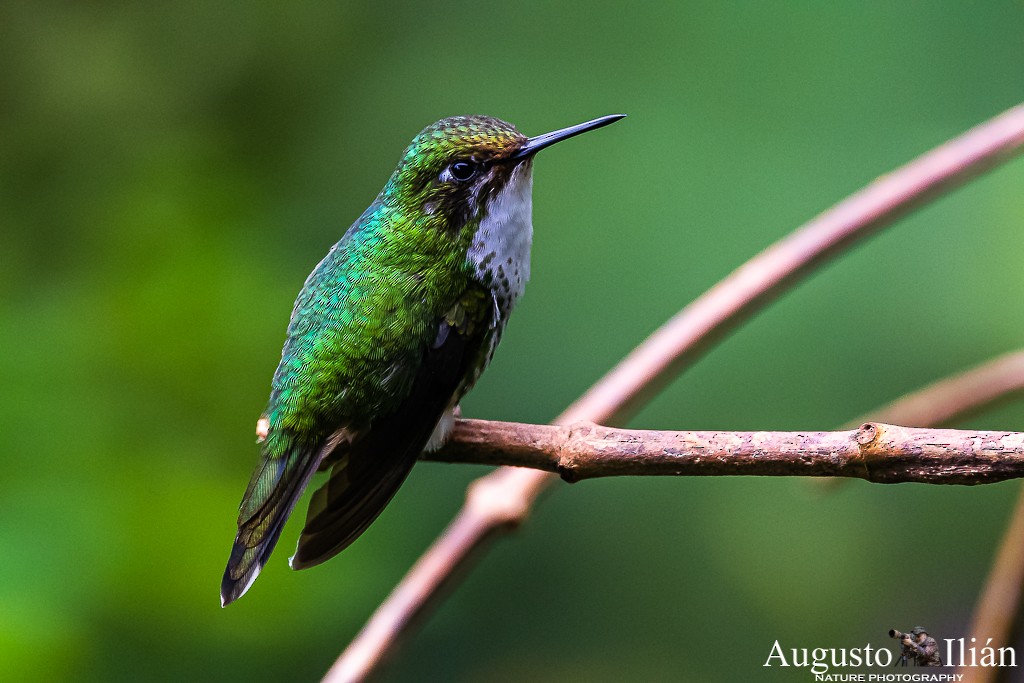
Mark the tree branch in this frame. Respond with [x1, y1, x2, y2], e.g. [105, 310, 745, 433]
[323, 103, 1024, 683]
[960, 489, 1024, 683]
[832, 350, 1024, 682]
[931, 352, 1024, 683]
[426, 420, 1024, 485]
[806, 350, 1024, 492]
[844, 350, 1024, 429]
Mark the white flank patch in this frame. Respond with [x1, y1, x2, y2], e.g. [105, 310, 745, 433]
[424, 406, 456, 452]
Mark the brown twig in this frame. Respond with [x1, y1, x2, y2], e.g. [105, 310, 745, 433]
[845, 351, 1024, 429]
[806, 350, 1024, 491]
[960, 490, 1024, 683]
[424, 420, 1024, 485]
[932, 352, 1024, 683]
[840, 351, 1024, 683]
[323, 103, 1024, 683]
[834, 351, 1024, 682]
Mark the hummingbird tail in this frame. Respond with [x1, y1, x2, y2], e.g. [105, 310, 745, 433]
[220, 435, 333, 606]
[289, 445, 419, 570]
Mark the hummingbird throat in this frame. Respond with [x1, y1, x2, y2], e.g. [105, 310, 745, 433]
[466, 161, 534, 317]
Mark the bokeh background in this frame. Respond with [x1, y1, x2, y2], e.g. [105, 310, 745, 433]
[3, 2, 1024, 681]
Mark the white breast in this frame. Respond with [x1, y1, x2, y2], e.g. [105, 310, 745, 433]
[466, 163, 534, 314]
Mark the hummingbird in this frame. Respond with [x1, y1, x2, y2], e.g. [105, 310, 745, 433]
[221, 113, 625, 606]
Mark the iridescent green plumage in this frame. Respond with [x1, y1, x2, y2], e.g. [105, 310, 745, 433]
[221, 114, 624, 605]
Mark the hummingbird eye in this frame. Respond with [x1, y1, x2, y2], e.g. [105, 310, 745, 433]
[448, 161, 479, 182]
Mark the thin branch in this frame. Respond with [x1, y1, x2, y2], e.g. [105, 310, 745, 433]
[806, 350, 1024, 490]
[960, 490, 1024, 683]
[844, 350, 1024, 429]
[929, 353, 1024, 683]
[424, 420, 1024, 485]
[323, 103, 1024, 683]
[837, 350, 1024, 682]
[838, 350, 1024, 683]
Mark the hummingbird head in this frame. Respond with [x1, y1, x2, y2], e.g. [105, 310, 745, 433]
[383, 114, 625, 234]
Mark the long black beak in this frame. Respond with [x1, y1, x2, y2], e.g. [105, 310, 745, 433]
[510, 114, 626, 160]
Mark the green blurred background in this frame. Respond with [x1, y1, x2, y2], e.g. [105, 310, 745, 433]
[3, 2, 1024, 681]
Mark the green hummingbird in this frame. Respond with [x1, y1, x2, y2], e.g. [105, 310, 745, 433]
[221, 113, 625, 605]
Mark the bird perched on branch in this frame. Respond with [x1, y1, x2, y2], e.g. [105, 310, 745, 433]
[221, 113, 625, 605]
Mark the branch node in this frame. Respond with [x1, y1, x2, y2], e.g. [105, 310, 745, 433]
[556, 421, 598, 484]
[857, 422, 880, 446]
[854, 422, 885, 481]
[556, 464, 579, 484]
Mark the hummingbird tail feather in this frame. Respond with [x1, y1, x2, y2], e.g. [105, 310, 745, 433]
[220, 434, 341, 606]
[289, 446, 419, 569]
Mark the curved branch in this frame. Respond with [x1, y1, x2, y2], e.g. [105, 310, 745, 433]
[934, 352, 1024, 683]
[837, 350, 1024, 683]
[960, 490, 1024, 683]
[845, 350, 1024, 429]
[426, 420, 1024, 485]
[323, 103, 1024, 683]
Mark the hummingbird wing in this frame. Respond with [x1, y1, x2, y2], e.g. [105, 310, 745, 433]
[289, 284, 496, 569]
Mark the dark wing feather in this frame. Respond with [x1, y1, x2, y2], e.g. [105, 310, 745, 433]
[289, 287, 494, 569]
